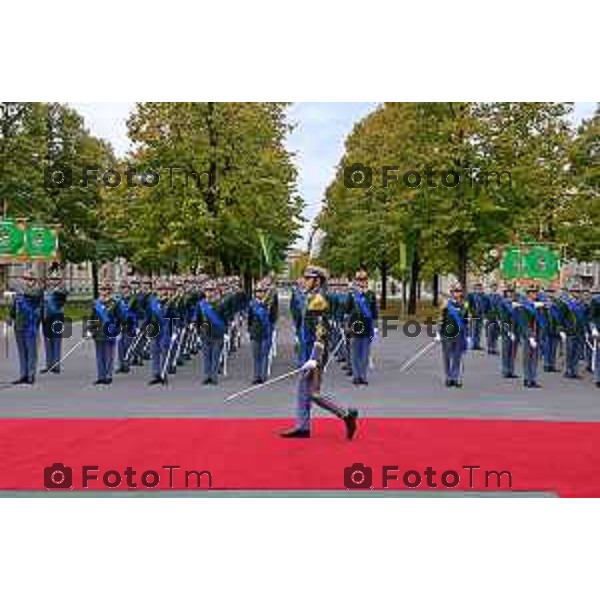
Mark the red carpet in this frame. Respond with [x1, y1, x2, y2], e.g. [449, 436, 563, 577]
[0, 418, 599, 496]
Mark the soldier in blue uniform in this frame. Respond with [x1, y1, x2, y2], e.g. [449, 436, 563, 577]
[328, 279, 349, 366]
[88, 280, 119, 385]
[280, 266, 358, 440]
[466, 282, 487, 350]
[290, 277, 306, 366]
[248, 282, 277, 384]
[589, 290, 600, 388]
[41, 269, 68, 374]
[127, 276, 148, 366]
[346, 269, 378, 385]
[581, 288, 594, 373]
[558, 288, 586, 379]
[197, 280, 227, 384]
[9, 270, 43, 384]
[146, 279, 172, 385]
[116, 278, 134, 374]
[498, 286, 520, 379]
[539, 287, 561, 372]
[485, 283, 501, 355]
[439, 283, 469, 387]
[518, 285, 544, 388]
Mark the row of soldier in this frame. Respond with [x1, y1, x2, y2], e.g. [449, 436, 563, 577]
[439, 281, 600, 388]
[5, 270, 280, 386]
[4, 266, 394, 394]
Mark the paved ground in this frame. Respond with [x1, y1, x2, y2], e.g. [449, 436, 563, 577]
[1, 310, 600, 421]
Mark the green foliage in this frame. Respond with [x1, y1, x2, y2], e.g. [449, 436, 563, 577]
[105, 102, 303, 275]
[317, 101, 585, 285]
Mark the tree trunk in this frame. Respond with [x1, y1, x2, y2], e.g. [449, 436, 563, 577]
[243, 270, 253, 296]
[380, 260, 388, 310]
[432, 273, 440, 307]
[408, 249, 421, 316]
[91, 261, 99, 299]
[457, 240, 468, 289]
[402, 279, 407, 315]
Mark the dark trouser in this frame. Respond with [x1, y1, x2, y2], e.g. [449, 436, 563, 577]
[118, 333, 132, 370]
[542, 331, 558, 370]
[252, 336, 271, 381]
[565, 335, 580, 377]
[486, 320, 499, 354]
[202, 338, 224, 382]
[592, 337, 600, 383]
[501, 334, 518, 377]
[150, 335, 170, 378]
[522, 337, 539, 384]
[351, 336, 371, 381]
[471, 317, 483, 349]
[44, 335, 62, 372]
[16, 330, 38, 379]
[95, 339, 116, 381]
[295, 371, 349, 432]
[442, 336, 464, 382]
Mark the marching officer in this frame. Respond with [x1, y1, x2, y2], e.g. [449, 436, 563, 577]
[248, 282, 277, 384]
[280, 265, 358, 440]
[41, 269, 68, 374]
[88, 280, 120, 385]
[346, 268, 378, 385]
[439, 282, 469, 387]
[197, 280, 227, 384]
[9, 270, 43, 384]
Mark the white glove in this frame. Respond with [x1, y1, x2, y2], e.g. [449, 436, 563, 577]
[534, 302, 545, 309]
[435, 332, 441, 342]
[509, 333, 515, 342]
[466, 336, 473, 349]
[372, 327, 379, 338]
[529, 337, 537, 349]
[592, 326, 599, 339]
[301, 359, 317, 371]
[559, 331, 567, 342]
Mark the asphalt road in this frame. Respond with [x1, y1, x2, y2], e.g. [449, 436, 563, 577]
[1, 313, 600, 421]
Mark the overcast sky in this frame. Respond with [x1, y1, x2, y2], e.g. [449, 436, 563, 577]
[71, 102, 597, 244]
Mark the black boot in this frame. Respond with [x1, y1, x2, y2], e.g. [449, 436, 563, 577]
[280, 428, 310, 438]
[344, 409, 358, 441]
[12, 376, 27, 385]
[148, 376, 164, 385]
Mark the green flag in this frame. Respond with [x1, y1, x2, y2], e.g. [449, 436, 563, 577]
[0, 220, 25, 256]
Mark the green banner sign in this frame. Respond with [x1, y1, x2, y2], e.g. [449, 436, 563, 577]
[0, 220, 59, 261]
[500, 245, 559, 280]
[25, 226, 58, 258]
[0, 220, 25, 255]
